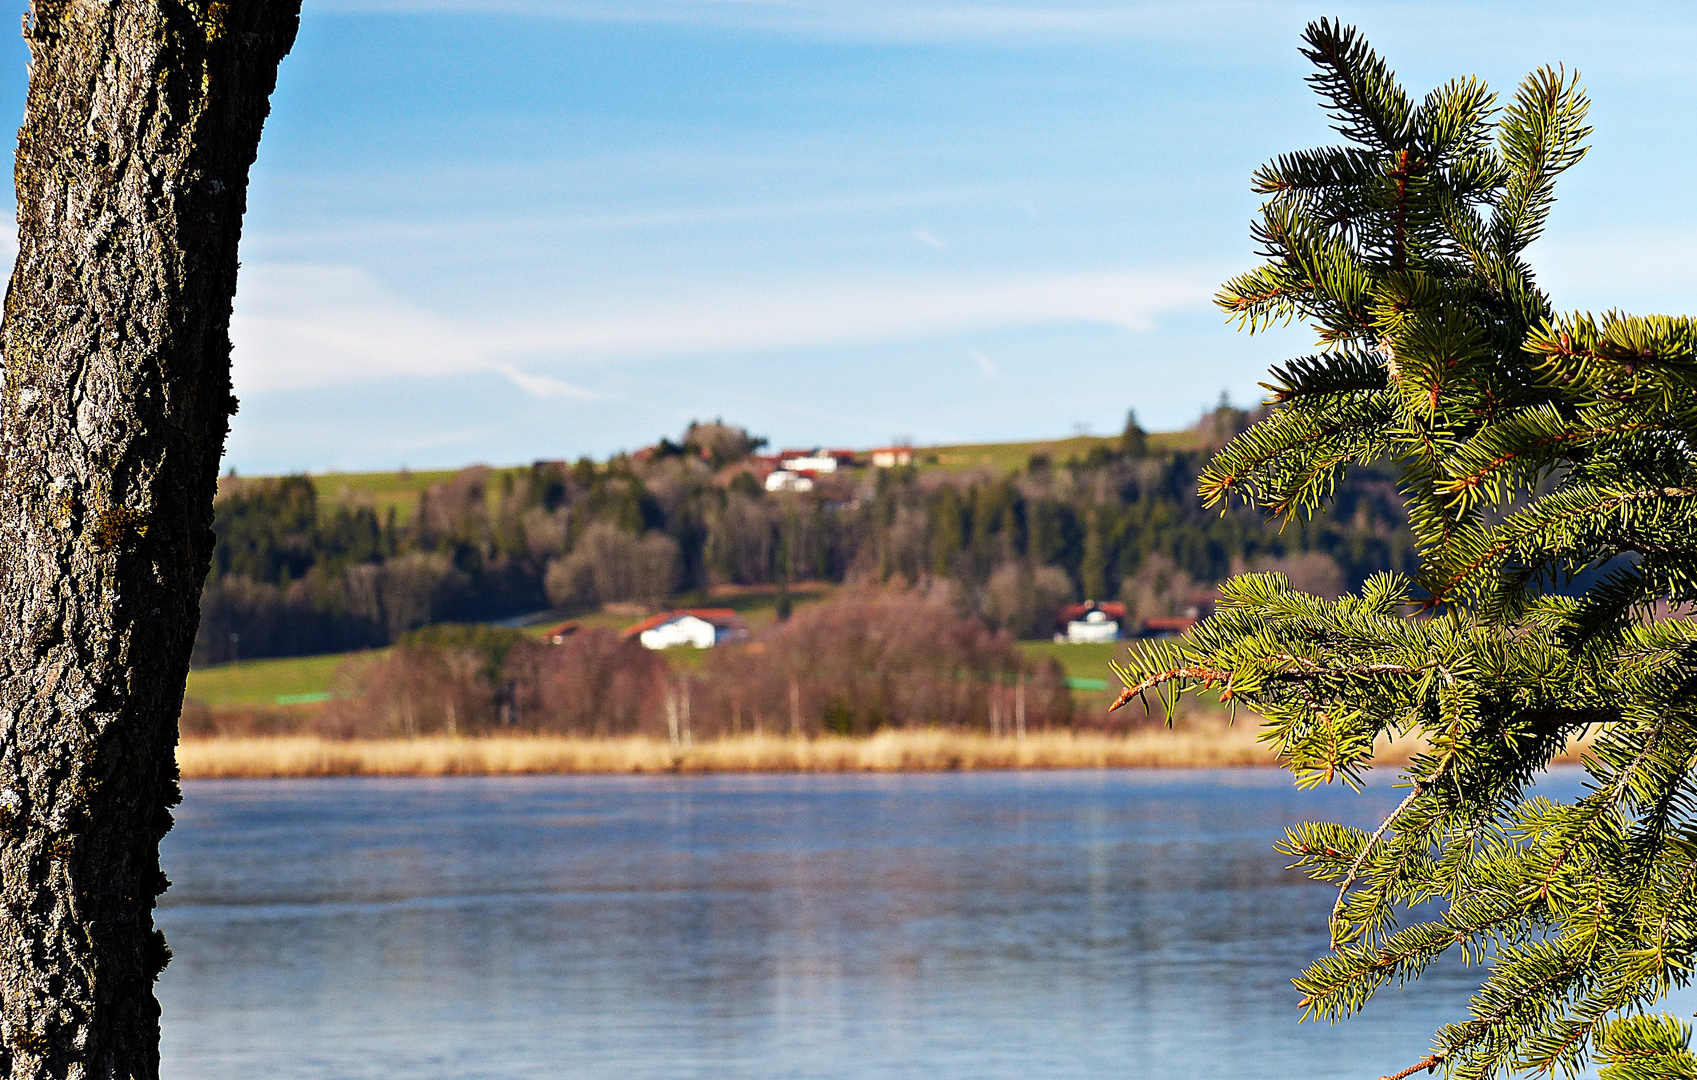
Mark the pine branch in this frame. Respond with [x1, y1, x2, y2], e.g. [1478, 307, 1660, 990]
[1195, 24, 1697, 1077]
[1597, 1015, 1697, 1080]
[1299, 18, 1413, 154]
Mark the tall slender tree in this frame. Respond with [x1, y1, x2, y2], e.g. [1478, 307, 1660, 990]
[1115, 20, 1697, 1079]
[0, 0, 298, 1075]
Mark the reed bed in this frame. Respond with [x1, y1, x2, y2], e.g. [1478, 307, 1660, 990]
[175, 725, 1485, 779]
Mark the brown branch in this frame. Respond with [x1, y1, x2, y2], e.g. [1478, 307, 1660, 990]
[1380, 1052, 1445, 1080]
[1330, 780, 1425, 947]
[1330, 740, 1461, 949]
[1107, 666, 1231, 713]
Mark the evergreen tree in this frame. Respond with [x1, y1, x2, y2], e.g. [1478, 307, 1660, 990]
[1119, 409, 1149, 458]
[1114, 20, 1697, 1078]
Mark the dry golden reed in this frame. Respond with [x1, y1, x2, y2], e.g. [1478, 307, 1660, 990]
[171, 725, 1525, 779]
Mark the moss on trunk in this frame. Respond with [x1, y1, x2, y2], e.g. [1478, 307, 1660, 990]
[0, 0, 299, 1075]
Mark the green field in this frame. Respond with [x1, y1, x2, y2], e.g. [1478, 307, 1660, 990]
[528, 583, 835, 635]
[312, 466, 530, 523]
[922, 430, 1200, 475]
[1017, 640, 1126, 690]
[310, 468, 459, 520]
[184, 652, 363, 708]
[221, 465, 538, 524]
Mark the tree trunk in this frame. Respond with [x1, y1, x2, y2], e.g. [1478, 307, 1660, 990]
[0, 0, 298, 1075]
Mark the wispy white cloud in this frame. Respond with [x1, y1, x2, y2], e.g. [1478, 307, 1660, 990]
[229, 265, 600, 398]
[913, 227, 950, 250]
[230, 235, 1697, 407]
[231, 263, 1218, 393]
[490, 363, 599, 399]
[503, 268, 1217, 356]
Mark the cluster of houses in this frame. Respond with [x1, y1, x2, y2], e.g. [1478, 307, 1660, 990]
[644, 444, 917, 493]
[630, 440, 917, 494]
[755, 446, 914, 493]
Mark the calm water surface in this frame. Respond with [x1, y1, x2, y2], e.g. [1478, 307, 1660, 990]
[156, 768, 1644, 1079]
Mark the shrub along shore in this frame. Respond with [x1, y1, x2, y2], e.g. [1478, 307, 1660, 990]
[174, 726, 1536, 779]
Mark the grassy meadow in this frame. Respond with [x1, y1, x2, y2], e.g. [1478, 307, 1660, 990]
[1019, 639, 1121, 683]
[183, 625, 1126, 709]
[185, 652, 359, 708]
[920, 430, 1201, 475]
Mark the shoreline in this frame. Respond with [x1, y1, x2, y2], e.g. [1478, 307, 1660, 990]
[175, 727, 1471, 779]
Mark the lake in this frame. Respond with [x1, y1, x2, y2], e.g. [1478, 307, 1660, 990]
[156, 768, 1644, 1079]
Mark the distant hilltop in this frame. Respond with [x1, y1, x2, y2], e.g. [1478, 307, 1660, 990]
[223, 421, 1215, 521]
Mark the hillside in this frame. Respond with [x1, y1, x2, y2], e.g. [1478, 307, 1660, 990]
[196, 409, 1416, 668]
[227, 429, 1207, 523]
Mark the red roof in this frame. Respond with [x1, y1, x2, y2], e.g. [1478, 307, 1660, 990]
[1058, 601, 1127, 623]
[716, 459, 777, 483]
[542, 620, 581, 641]
[684, 608, 744, 627]
[622, 608, 747, 638]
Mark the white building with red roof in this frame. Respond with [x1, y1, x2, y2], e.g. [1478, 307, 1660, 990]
[623, 609, 751, 650]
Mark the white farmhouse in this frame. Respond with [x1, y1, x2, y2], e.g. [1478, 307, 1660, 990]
[1067, 609, 1121, 643]
[765, 470, 815, 493]
[625, 609, 751, 650]
[1057, 601, 1127, 643]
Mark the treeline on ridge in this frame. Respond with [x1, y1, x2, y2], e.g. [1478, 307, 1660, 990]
[194, 408, 1418, 664]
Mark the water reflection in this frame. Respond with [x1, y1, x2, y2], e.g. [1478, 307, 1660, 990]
[156, 768, 1641, 1079]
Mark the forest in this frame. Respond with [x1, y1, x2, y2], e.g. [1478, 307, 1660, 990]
[193, 404, 1419, 666]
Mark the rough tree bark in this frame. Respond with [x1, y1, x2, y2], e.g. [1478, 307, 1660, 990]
[0, 0, 298, 1075]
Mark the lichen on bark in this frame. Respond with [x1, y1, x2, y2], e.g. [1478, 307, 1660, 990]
[0, 0, 299, 1076]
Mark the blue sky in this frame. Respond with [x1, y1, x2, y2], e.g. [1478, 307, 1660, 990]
[9, 1, 1697, 473]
